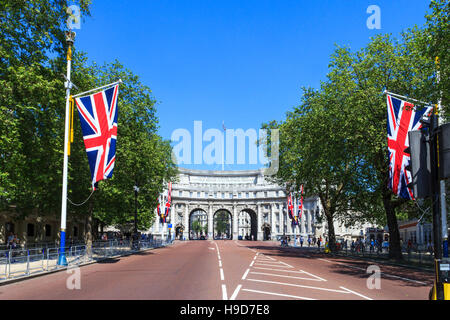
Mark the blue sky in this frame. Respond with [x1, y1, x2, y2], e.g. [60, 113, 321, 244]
[73, 0, 431, 171]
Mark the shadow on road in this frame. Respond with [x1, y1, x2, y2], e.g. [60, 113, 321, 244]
[240, 243, 434, 288]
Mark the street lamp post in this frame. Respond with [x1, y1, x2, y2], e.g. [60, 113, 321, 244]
[58, 30, 76, 266]
[133, 184, 139, 249]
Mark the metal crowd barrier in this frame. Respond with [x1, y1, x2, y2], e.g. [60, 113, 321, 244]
[0, 238, 174, 282]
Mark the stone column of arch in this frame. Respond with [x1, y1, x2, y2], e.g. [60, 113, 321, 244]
[208, 203, 213, 239]
[308, 209, 312, 235]
[271, 203, 276, 237]
[257, 204, 263, 241]
[232, 204, 238, 240]
[279, 205, 284, 235]
[183, 203, 189, 240]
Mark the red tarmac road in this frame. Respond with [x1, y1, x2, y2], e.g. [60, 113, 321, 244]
[0, 240, 434, 300]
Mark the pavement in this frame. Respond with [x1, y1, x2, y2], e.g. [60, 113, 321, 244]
[0, 240, 434, 300]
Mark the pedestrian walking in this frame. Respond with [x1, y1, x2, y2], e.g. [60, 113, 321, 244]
[407, 239, 412, 254]
[308, 237, 312, 247]
[300, 236, 304, 247]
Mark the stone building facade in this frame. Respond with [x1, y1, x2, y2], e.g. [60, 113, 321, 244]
[148, 168, 322, 241]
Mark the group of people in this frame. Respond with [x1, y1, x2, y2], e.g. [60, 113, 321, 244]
[6, 232, 20, 250]
[350, 238, 383, 253]
[280, 235, 326, 250]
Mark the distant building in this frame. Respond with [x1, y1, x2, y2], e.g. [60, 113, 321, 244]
[147, 168, 381, 242]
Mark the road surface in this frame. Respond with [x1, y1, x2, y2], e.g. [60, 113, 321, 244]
[0, 240, 434, 300]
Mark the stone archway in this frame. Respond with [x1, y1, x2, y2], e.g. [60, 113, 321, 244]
[239, 209, 257, 241]
[189, 208, 208, 240]
[175, 223, 184, 240]
[262, 222, 271, 241]
[213, 209, 232, 240]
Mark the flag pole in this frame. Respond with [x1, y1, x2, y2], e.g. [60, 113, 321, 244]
[436, 56, 448, 259]
[58, 31, 76, 266]
[383, 90, 432, 106]
[72, 79, 123, 99]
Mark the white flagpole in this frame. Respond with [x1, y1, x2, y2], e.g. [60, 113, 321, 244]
[384, 90, 432, 106]
[72, 79, 123, 99]
[58, 31, 76, 266]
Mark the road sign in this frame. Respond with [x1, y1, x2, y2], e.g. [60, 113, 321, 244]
[168, 224, 172, 229]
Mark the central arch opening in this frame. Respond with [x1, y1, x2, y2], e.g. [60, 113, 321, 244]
[238, 209, 257, 240]
[189, 209, 208, 240]
[213, 209, 232, 240]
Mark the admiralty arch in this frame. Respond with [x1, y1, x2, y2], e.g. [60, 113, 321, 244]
[149, 168, 322, 241]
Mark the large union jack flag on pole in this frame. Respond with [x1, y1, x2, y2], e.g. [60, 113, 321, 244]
[74, 83, 120, 189]
[297, 185, 304, 219]
[287, 192, 294, 219]
[386, 94, 432, 200]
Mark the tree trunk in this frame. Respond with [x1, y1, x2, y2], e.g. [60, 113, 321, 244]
[383, 190, 403, 260]
[85, 198, 94, 257]
[325, 212, 337, 253]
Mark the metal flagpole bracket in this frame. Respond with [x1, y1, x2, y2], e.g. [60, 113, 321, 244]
[62, 73, 78, 90]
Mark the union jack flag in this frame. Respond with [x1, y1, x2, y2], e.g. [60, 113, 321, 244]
[75, 84, 119, 190]
[386, 94, 432, 200]
[297, 185, 303, 219]
[160, 182, 172, 223]
[287, 192, 294, 219]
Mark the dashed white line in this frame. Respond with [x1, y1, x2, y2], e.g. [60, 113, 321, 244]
[242, 268, 250, 280]
[220, 268, 225, 280]
[249, 260, 255, 267]
[222, 284, 228, 300]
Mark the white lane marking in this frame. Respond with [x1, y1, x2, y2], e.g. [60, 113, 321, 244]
[319, 257, 427, 284]
[219, 260, 222, 267]
[242, 288, 316, 300]
[249, 271, 324, 281]
[208, 247, 215, 250]
[278, 261, 294, 268]
[299, 269, 327, 282]
[253, 267, 311, 274]
[222, 284, 228, 300]
[220, 268, 225, 281]
[250, 260, 255, 267]
[254, 262, 293, 268]
[246, 278, 350, 294]
[319, 258, 333, 263]
[340, 286, 373, 300]
[242, 268, 250, 280]
[256, 257, 274, 262]
[230, 284, 242, 300]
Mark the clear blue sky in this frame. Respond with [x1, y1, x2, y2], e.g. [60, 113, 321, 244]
[74, 0, 431, 171]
